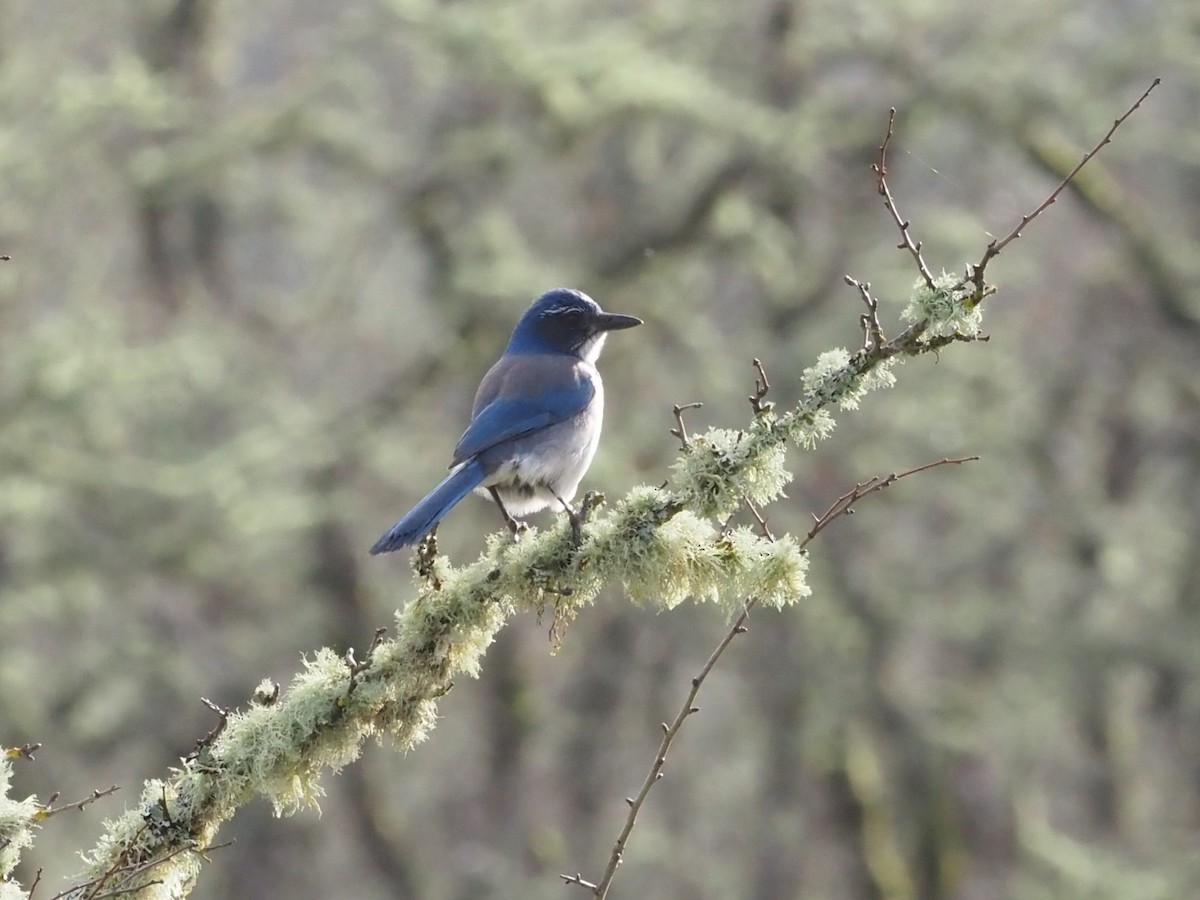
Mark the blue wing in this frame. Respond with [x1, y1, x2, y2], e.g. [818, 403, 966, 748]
[452, 355, 594, 464]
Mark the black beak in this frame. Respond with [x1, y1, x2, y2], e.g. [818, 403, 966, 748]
[595, 312, 643, 332]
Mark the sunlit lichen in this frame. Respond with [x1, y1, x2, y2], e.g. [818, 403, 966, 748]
[901, 272, 982, 337]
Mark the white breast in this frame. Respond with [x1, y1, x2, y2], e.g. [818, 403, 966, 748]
[475, 364, 605, 517]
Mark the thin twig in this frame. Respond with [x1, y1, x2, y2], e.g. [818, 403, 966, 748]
[345, 627, 387, 694]
[802, 456, 979, 548]
[874, 108, 936, 289]
[669, 402, 704, 449]
[560, 873, 600, 891]
[748, 359, 773, 413]
[568, 604, 752, 898]
[193, 839, 235, 862]
[969, 77, 1161, 294]
[38, 785, 120, 820]
[844, 275, 885, 351]
[743, 497, 775, 542]
[185, 698, 231, 763]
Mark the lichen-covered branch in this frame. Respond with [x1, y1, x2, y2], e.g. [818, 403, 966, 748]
[49, 267, 985, 897]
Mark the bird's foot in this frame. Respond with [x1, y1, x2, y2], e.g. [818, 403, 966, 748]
[548, 490, 584, 548]
[489, 487, 526, 540]
[566, 506, 582, 547]
[560, 491, 605, 549]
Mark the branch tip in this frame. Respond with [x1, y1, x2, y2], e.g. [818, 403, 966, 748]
[970, 76, 1160, 293]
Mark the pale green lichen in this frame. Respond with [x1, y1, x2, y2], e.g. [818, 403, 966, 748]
[565, 490, 810, 615]
[75, 778, 204, 898]
[709, 528, 810, 610]
[610, 512, 808, 613]
[602, 508, 725, 608]
[800, 349, 896, 412]
[670, 424, 793, 519]
[860, 359, 898, 395]
[803, 348, 853, 396]
[901, 272, 982, 337]
[0, 755, 40, 886]
[785, 408, 837, 448]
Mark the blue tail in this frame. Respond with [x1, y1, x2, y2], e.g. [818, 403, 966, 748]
[370, 459, 486, 554]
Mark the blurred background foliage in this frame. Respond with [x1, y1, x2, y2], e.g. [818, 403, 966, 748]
[1, 0, 1198, 898]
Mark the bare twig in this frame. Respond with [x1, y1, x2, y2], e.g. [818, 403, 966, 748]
[874, 108, 936, 289]
[802, 456, 979, 548]
[748, 359, 773, 413]
[566, 603, 752, 897]
[191, 839, 235, 862]
[560, 873, 600, 891]
[743, 497, 775, 542]
[717, 511, 738, 536]
[37, 785, 120, 820]
[185, 698, 231, 764]
[844, 275, 885, 351]
[669, 402, 704, 449]
[346, 628, 387, 690]
[969, 78, 1161, 295]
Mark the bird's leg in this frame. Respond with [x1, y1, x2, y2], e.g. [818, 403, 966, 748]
[552, 490, 582, 547]
[488, 487, 526, 539]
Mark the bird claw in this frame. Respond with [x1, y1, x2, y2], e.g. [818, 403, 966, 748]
[551, 492, 585, 548]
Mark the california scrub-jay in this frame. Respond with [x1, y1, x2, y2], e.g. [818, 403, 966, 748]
[370, 288, 641, 554]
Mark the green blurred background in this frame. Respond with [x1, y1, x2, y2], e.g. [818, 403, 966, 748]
[1, 1, 1198, 898]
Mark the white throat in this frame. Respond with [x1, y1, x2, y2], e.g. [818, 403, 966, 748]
[580, 331, 607, 364]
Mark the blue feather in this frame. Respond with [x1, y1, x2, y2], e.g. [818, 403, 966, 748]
[370, 288, 640, 554]
[369, 459, 486, 554]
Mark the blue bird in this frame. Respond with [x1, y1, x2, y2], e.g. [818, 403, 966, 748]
[370, 288, 642, 554]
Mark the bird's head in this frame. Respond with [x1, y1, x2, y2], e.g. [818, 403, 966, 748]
[507, 288, 642, 361]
